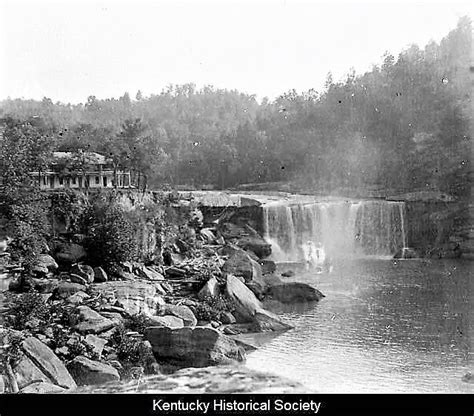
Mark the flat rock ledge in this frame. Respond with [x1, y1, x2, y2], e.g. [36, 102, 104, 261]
[69, 365, 308, 394]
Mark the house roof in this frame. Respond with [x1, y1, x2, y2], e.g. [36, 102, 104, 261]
[52, 151, 108, 165]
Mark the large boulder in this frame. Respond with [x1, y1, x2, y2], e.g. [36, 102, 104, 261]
[90, 281, 164, 317]
[69, 365, 307, 394]
[31, 254, 58, 275]
[198, 277, 220, 300]
[236, 236, 272, 259]
[31, 278, 59, 294]
[73, 306, 115, 334]
[84, 335, 107, 358]
[225, 274, 263, 322]
[145, 326, 245, 367]
[20, 381, 67, 393]
[225, 275, 291, 332]
[53, 282, 86, 299]
[222, 249, 263, 283]
[147, 315, 184, 329]
[93, 267, 108, 283]
[67, 356, 120, 386]
[266, 283, 325, 303]
[14, 355, 50, 389]
[21, 336, 76, 390]
[163, 304, 197, 328]
[259, 259, 277, 275]
[54, 242, 87, 263]
[70, 264, 95, 284]
[133, 264, 164, 281]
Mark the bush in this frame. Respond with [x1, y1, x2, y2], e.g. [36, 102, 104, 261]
[125, 314, 149, 334]
[1, 190, 50, 269]
[110, 325, 156, 378]
[81, 198, 137, 270]
[6, 291, 52, 330]
[194, 295, 235, 322]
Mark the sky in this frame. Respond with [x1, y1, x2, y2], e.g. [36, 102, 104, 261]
[0, 0, 471, 104]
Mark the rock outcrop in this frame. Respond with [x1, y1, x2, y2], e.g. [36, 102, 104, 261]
[73, 306, 115, 334]
[198, 277, 220, 300]
[266, 282, 325, 303]
[225, 274, 291, 332]
[145, 326, 245, 367]
[67, 356, 120, 386]
[90, 281, 165, 317]
[163, 304, 197, 328]
[21, 336, 77, 390]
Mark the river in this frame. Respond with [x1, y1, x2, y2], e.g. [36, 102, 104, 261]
[246, 258, 473, 393]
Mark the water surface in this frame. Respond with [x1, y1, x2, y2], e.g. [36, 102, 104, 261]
[246, 259, 473, 393]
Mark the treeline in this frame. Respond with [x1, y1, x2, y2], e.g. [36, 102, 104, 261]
[0, 17, 471, 197]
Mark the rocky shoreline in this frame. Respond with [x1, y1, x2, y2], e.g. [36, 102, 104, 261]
[0, 193, 323, 394]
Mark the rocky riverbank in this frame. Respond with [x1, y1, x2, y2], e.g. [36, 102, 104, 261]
[0, 191, 323, 394]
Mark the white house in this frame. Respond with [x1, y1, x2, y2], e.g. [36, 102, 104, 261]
[30, 151, 132, 190]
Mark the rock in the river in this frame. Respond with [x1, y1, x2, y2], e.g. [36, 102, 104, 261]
[281, 270, 295, 277]
[21, 336, 76, 389]
[145, 326, 245, 367]
[147, 315, 184, 329]
[266, 282, 325, 303]
[259, 259, 276, 275]
[73, 306, 115, 334]
[67, 356, 120, 386]
[163, 304, 197, 328]
[198, 277, 220, 300]
[225, 274, 291, 332]
[93, 267, 108, 283]
[70, 264, 95, 284]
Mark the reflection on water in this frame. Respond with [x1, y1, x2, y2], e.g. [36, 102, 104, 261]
[246, 259, 473, 393]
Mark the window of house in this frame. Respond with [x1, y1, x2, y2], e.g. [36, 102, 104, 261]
[95, 176, 100, 185]
[59, 177, 63, 185]
[72, 177, 77, 185]
[43, 177, 47, 185]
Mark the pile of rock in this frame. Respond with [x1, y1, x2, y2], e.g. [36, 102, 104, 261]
[0, 205, 325, 394]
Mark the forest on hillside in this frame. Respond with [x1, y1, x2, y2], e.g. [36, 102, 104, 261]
[0, 17, 471, 198]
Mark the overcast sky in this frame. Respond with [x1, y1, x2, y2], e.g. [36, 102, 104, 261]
[0, 0, 471, 104]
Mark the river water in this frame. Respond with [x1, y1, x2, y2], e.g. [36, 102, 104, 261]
[246, 258, 473, 393]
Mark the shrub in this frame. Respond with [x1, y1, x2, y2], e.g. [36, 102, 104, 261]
[81, 198, 137, 270]
[1, 190, 50, 269]
[110, 325, 156, 378]
[6, 291, 51, 330]
[194, 295, 235, 322]
[125, 314, 149, 334]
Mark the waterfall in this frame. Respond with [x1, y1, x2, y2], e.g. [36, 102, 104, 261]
[263, 200, 407, 262]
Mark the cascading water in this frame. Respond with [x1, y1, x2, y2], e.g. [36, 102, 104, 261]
[263, 199, 407, 262]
